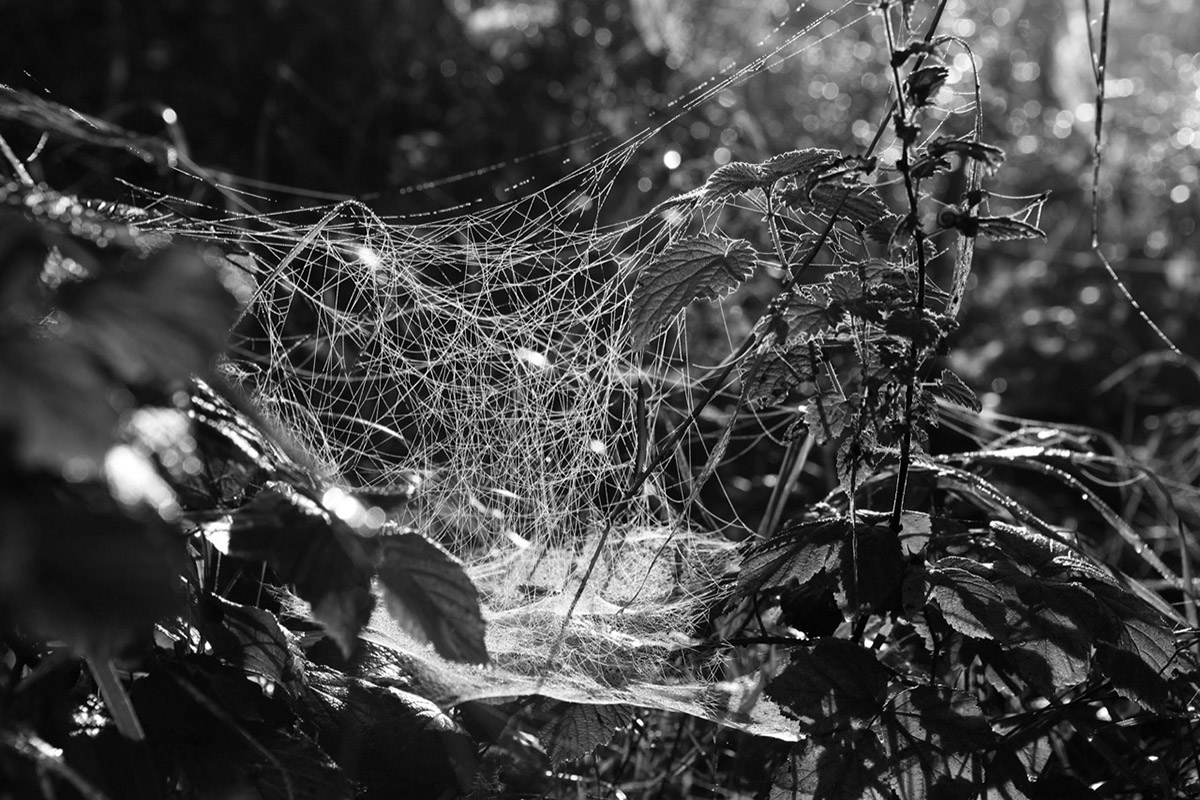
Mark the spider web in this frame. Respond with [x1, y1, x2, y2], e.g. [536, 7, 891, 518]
[123, 0, 944, 734]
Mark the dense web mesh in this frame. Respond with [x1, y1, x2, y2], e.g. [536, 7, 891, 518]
[128, 0, 936, 732]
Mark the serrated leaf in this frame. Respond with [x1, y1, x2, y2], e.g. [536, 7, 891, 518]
[223, 486, 375, 656]
[373, 531, 488, 664]
[765, 639, 889, 733]
[933, 369, 981, 412]
[738, 517, 847, 596]
[776, 284, 839, 343]
[746, 342, 818, 408]
[700, 161, 767, 203]
[628, 234, 757, 348]
[807, 183, 891, 228]
[924, 558, 1009, 640]
[537, 702, 633, 764]
[804, 392, 852, 445]
[1088, 581, 1177, 707]
[761, 148, 844, 181]
[201, 595, 306, 695]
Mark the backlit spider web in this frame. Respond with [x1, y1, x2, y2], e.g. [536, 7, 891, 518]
[130, 0, 957, 726]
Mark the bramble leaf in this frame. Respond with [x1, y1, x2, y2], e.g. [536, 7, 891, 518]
[220, 485, 375, 656]
[923, 557, 1009, 641]
[201, 594, 306, 696]
[536, 702, 633, 764]
[765, 639, 889, 733]
[770, 734, 894, 800]
[372, 531, 488, 664]
[628, 234, 757, 348]
[738, 517, 847, 596]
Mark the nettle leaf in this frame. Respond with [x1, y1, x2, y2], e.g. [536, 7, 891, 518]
[745, 341, 819, 408]
[201, 594, 306, 695]
[774, 284, 839, 343]
[56, 244, 238, 386]
[931, 369, 981, 412]
[536, 702, 633, 764]
[700, 161, 768, 203]
[905, 66, 950, 107]
[761, 148, 844, 182]
[806, 183, 891, 229]
[371, 531, 488, 665]
[804, 392, 853, 445]
[221, 485, 375, 655]
[738, 517, 848, 596]
[628, 234, 757, 348]
[766, 639, 890, 734]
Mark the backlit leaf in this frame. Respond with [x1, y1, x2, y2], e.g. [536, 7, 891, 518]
[761, 148, 844, 181]
[701, 161, 767, 203]
[537, 702, 633, 764]
[373, 531, 488, 664]
[222, 485, 375, 656]
[932, 369, 981, 412]
[738, 517, 847, 596]
[628, 234, 757, 348]
[746, 342, 818, 408]
[906, 66, 950, 106]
